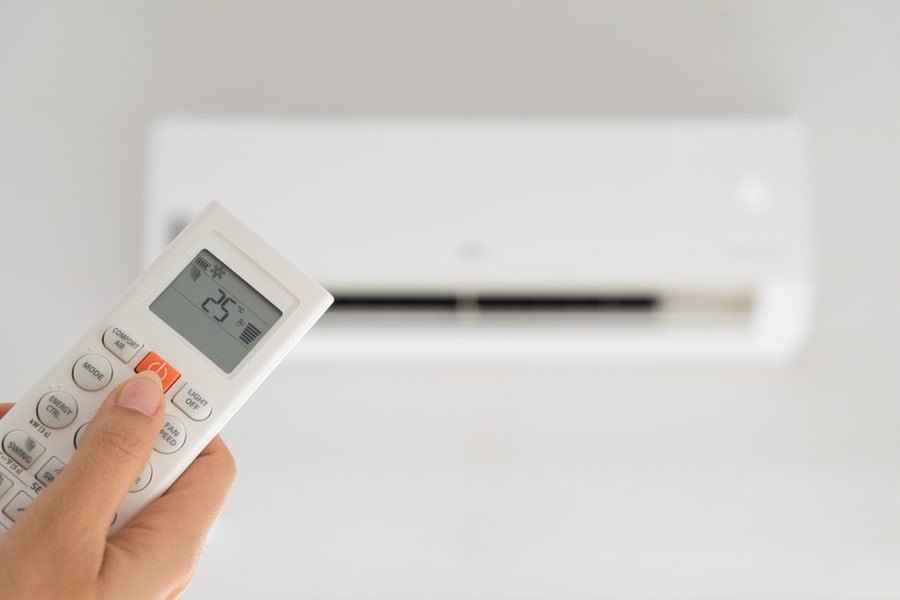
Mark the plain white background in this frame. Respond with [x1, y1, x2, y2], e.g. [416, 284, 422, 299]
[1, 2, 899, 598]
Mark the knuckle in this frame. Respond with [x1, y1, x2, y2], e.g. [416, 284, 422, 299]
[220, 446, 237, 482]
[207, 437, 237, 483]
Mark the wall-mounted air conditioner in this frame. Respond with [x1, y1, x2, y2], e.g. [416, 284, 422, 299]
[145, 118, 812, 363]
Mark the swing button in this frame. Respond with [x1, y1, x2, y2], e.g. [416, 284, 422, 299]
[135, 352, 181, 392]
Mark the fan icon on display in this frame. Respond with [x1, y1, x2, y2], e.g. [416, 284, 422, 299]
[190, 266, 201, 281]
[239, 323, 261, 345]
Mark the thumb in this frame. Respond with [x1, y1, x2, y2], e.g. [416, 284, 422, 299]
[29, 371, 165, 541]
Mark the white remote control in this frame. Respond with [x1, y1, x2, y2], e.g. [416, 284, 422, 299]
[0, 202, 332, 533]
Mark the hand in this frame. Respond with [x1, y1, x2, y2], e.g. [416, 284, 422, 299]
[0, 372, 236, 599]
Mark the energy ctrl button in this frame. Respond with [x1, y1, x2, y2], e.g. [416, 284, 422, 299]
[135, 352, 180, 392]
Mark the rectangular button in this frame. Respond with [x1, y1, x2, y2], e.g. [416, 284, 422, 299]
[173, 384, 212, 421]
[135, 351, 181, 392]
[2, 430, 46, 470]
[0, 469, 14, 498]
[103, 326, 144, 363]
[37, 457, 66, 486]
[3, 491, 32, 522]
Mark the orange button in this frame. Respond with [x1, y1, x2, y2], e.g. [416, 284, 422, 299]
[135, 351, 181, 392]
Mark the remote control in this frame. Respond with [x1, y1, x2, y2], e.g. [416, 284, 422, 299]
[0, 201, 332, 533]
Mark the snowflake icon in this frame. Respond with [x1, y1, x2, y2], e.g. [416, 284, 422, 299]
[210, 264, 226, 279]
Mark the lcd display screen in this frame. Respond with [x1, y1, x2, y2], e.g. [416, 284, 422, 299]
[150, 249, 282, 372]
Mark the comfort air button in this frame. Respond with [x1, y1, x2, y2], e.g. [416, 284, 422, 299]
[103, 326, 144, 363]
[135, 351, 180, 392]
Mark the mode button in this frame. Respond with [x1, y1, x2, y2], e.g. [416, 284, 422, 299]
[72, 354, 113, 392]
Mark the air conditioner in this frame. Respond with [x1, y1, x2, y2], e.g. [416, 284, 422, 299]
[145, 117, 813, 364]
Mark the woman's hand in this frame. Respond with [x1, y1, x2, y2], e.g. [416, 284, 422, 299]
[0, 372, 236, 599]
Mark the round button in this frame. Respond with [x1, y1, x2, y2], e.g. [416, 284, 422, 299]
[74, 422, 90, 449]
[72, 354, 113, 391]
[130, 462, 153, 493]
[172, 384, 212, 421]
[154, 415, 186, 454]
[36, 391, 78, 429]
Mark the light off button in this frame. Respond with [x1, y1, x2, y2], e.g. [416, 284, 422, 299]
[154, 415, 186, 454]
[36, 390, 78, 429]
[173, 384, 212, 421]
[103, 326, 144, 363]
[3, 430, 46, 470]
[73, 353, 113, 391]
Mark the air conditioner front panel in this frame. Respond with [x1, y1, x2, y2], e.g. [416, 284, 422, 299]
[146, 118, 812, 363]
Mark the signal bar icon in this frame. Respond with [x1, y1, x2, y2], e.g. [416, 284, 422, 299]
[239, 323, 261, 345]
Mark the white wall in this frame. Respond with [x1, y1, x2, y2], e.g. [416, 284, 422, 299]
[1, 2, 899, 598]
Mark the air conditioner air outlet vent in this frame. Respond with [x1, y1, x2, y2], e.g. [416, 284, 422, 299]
[332, 293, 659, 312]
[332, 292, 692, 313]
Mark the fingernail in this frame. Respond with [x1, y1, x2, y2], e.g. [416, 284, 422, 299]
[117, 373, 164, 416]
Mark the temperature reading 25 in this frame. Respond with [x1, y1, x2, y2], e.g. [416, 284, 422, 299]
[202, 289, 236, 323]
